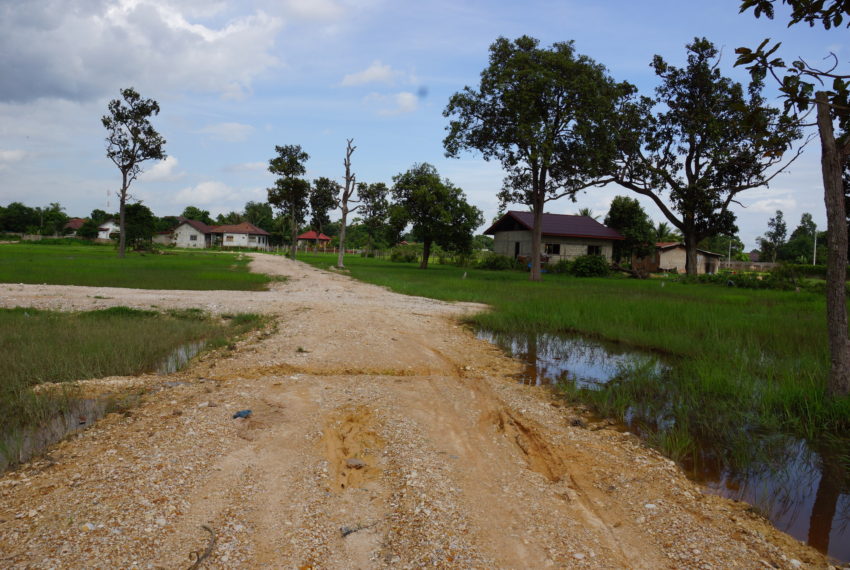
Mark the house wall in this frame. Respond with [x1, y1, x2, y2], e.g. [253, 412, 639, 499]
[97, 221, 119, 240]
[173, 225, 207, 248]
[493, 230, 614, 261]
[222, 233, 268, 249]
[658, 248, 721, 274]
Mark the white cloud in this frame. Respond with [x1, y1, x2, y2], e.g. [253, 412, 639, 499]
[365, 91, 419, 115]
[196, 122, 255, 142]
[175, 180, 235, 205]
[0, 1, 283, 102]
[341, 60, 400, 86]
[281, 0, 345, 20]
[747, 198, 797, 213]
[225, 161, 267, 172]
[141, 155, 183, 181]
[0, 150, 27, 170]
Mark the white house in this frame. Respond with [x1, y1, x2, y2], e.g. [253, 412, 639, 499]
[97, 219, 120, 240]
[171, 220, 270, 249]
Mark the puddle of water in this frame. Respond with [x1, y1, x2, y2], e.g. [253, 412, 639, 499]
[478, 328, 850, 563]
[0, 398, 108, 471]
[156, 340, 206, 374]
[477, 329, 661, 388]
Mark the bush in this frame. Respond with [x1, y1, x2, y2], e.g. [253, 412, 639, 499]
[477, 253, 521, 271]
[390, 246, 418, 263]
[570, 255, 609, 277]
[545, 259, 573, 274]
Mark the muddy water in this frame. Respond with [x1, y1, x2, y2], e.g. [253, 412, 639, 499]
[157, 340, 206, 374]
[478, 329, 850, 563]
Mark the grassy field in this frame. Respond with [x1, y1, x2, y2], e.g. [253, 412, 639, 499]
[0, 243, 273, 290]
[299, 252, 849, 469]
[0, 306, 265, 455]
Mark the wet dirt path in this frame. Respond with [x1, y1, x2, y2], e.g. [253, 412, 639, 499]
[0, 254, 833, 568]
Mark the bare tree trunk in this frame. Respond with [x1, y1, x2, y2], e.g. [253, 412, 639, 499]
[530, 202, 543, 281]
[817, 92, 850, 397]
[420, 238, 432, 269]
[118, 171, 127, 258]
[290, 217, 298, 260]
[684, 233, 698, 275]
[337, 139, 356, 269]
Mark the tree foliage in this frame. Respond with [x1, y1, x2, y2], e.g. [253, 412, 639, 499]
[357, 182, 391, 249]
[604, 196, 655, 262]
[243, 201, 274, 232]
[310, 177, 340, 235]
[181, 206, 213, 225]
[102, 87, 166, 258]
[391, 163, 483, 269]
[758, 210, 788, 261]
[267, 145, 310, 259]
[123, 203, 156, 249]
[444, 35, 632, 280]
[611, 38, 800, 275]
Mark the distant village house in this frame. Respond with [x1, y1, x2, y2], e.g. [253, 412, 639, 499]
[296, 230, 332, 248]
[172, 220, 270, 249]
[484, 211, 623, 262]
[632, 242, 724, 275]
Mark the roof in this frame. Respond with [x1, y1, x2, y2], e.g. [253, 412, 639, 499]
[213, 222, 270, 236]
[297, 230, 331, 241]
[656, 242, 724, 258]
[484, 211, 624, 241]
[64, 218, 86, 230]
[177, 219, 214, 234]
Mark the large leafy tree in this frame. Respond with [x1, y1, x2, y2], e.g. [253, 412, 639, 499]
[736, 0, 850, 395]
[391, 163, 483, 269]
[123, 203, 156, 249]
[310, 177, 341, 237]
[267, 145, 310, 259]
[758, 210, 787, 261]
[102, 87, 166, 258]
[243, 201, 274, 231]
[611, 38, 801, 275]
[0, 202, 38, 232]
[181, 206, 213, 225]
[358, 182, 391, 250]
[444, 36, 632, 281]
[604, 196, 655, 263]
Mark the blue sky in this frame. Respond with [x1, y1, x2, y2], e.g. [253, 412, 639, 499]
[0, 0, 842, 249]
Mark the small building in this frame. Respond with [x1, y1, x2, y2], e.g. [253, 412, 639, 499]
[297, 230, 332, 248]
[172, 220, 270, 249]
[633, 242, 724, 275]
[63, 218, 86, 236]
[484, 211, 624, 262]
[97, 219, 120, 240]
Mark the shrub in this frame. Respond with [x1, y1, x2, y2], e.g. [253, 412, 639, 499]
[546, 259, 573, 274]
[477, 253, 521, 271]
[390, 246, 418, 263]
[570, 255, 609, 277]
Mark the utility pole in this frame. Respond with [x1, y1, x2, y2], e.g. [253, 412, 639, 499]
[813, 228, 818, 266]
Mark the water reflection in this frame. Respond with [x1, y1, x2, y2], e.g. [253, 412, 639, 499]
[157, 340, 206, 374]
[478, 328, 850, 563]
[476, 330, 659, 388]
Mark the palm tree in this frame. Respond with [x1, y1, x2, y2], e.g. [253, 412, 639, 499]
[577, 207, 599, 220]
[654, 221, 679, 242]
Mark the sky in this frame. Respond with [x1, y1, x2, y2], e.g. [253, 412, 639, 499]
[0, 0, 844, 250]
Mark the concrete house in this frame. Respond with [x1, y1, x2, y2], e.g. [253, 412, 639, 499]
[633, 242, 724, 274]
[172, 220, 270, 249]
[63, 218, 86, 236]
[97, 219, 120, 239]
[484, 211, 624, 262]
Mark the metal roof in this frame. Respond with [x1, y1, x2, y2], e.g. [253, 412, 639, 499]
[484, 211, 624, 240]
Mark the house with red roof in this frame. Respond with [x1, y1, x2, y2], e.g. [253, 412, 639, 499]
[172, 219, 270, 249]
[484, 211, 624, 262]
[63, 217, 86, 236]
[296, 230, 332, 248]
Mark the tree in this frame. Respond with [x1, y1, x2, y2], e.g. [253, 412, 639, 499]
[758, 210, 787, 262]
[472, 234, 495, 251]
[77, 219, 100, 239]
[779, 212, 820, 262]
[216, 211, 243, 225]
[0, 202, 38, 232]
[653, 221, 679, 242]
[358, 182, 390, 250]
[310, 177, 341, 237]
[604, 196, 655, 263]
[102, 87, 166, 258]
[90, 209, 110, 224]
[700, 233, 747, 261]
[243, 201, 274, 232]
[577, 207, 599, 220]
[267, 145, 310, 260]
[736, 1, 850, 395]
[181, 206, 213, 225]
[391, 163, 483, 269]
[123, 203, 156, 249]
[337, 139, 359, 268]
[611, 38, 801, 275]
[444, 36, 632, 281]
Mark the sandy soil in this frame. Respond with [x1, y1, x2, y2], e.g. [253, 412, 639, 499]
[0, 254, 838, 568]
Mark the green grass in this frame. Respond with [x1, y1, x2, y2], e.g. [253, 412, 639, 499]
[0, 243, 273, 290]
[299, 253, 849, 470]
[0, 306, 266, 441]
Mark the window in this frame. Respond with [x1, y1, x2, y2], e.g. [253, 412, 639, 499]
[587, 245, 601, 256]
[189, 235, 197, 242]
[248, 235, 256, 242]
[544, 243, 561, 255]
[226, 235, 234, 242]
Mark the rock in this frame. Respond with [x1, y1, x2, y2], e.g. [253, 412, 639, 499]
[573, 553, 586, 560]
[644, 503, 658, 510]
[81, 522, 96, 531]
[345, 458, 366, 469]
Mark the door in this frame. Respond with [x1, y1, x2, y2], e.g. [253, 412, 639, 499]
[514, 241, 520, 259]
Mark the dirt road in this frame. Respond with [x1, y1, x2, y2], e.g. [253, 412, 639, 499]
[0, 254, 833, 568]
